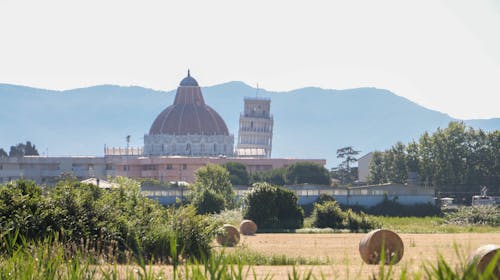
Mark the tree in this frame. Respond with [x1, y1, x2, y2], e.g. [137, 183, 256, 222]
[243, 182, 304, 229]
[285, 162, 330, 185]
[0, 148, 7, 158]
[9, 141, 39, 157]
[250, 167, 286, 186]
[368, 151, 387, 184]
[191, 189, 225, 214]
[222, 162, 249, 186]
[192, 164, 235, 209]
[334, 146, 360, 184]
[385, 142, 407, 184]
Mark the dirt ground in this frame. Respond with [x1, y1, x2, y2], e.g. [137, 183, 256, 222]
[217, 233, 500, 279]
[114, 233, 500, 279]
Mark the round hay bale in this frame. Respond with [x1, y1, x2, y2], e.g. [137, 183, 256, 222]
[239, 220, 258, 235]
[467, 244, 500, 277]
[359, 229, 404, 265]
[216, 224, 240, 247]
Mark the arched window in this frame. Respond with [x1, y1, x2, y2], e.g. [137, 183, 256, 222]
[213, 143, 217, 152]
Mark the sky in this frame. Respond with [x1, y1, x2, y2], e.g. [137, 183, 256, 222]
[1, 0, 499, 119]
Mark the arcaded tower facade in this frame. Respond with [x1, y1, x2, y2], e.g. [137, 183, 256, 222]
[236, 97, 273, 157]
[144, 71, 234, 156]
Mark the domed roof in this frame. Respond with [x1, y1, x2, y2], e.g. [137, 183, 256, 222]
[149, 71, 229, 136]
[179, 70, 199, 86]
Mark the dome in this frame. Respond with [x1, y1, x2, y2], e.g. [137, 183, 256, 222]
[179, 70, 199, 86]
[149, 72, 229, 136]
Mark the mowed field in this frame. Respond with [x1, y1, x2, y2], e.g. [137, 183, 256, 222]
[214, 233, 500, 279]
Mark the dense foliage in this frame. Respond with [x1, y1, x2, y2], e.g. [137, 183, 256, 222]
[222, 162, 250, 186]
[191, 188, 225, 214]
[191, 164, 235, 209]
[251, 162, 331, 186]
[444, 206, 500, 226]
[369, 122, 500, 195]
[250, 167, 287, 186]
[0, 141, 39, 157]
[285, 162, 330, 185]
[364, 198, 441, 217]
[311, 199, 379, 232]
[243, 182, 304, 229]
[0, 179, 215, 262]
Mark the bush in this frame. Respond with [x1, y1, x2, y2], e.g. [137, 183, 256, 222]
[316, 193, 335, 204]
[445, 206, 500, 226]
[0, 180, 48, 241]
[192, 189, 225, 215]
[0, 178, 216, 263]
[312, 200, 345, 229]
[312, 200, 379, 232]
[243, 183, 304, 229]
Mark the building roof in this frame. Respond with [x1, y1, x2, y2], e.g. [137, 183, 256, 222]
[149, 71, 230, 136]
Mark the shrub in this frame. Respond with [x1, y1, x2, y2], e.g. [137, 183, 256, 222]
[243, 183, 304, 229]
[191, 189, 225, 215]
[0, 180, 48, 241]
[312, 200, 345, 229]
[316, 193, 335, 204]
[192, 164, 235, 209]
[346, 209, 361, 232]
[312, 200, 378, 232]
[0, 178, 216, 263]
[445, 206, 500, 226]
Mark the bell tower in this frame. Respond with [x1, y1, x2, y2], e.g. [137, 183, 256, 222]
[236, 98, 273, 157]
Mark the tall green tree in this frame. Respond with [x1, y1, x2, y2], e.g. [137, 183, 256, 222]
[367, 122, 499, 196]
[385, 142, 408, 184]
[9, 141, 39, 157]
[334, 146, 360, 184]
[0, 148, 7, 158]
[222, 162, 250, 186]
[368, 151, 387, 184]
[192, 164, 235, 209]
[285, 162, 330, 185]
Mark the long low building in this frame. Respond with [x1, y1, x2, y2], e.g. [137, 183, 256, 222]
[142, 183, 435, 207]
[0, 155, 326, 185]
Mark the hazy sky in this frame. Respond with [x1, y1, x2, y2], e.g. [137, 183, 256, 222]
[1, 0, 499, 119]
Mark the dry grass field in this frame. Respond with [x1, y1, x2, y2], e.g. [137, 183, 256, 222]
[213, 233, 500, 279]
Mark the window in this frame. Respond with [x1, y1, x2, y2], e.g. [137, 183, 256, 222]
[105, 164, 113, 170]
[182, 164, 187, 170]
[142, 165, 157, 171]
[166, 164, 173, 170]
[123, 165, 129, 171]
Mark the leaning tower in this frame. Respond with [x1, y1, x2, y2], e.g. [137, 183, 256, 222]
[236, 98, 273, 158]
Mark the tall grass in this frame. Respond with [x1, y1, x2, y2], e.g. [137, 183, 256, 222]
[1, 234, 499, 279]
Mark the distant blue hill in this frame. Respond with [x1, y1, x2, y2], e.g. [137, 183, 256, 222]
[0, 82, 498, 167]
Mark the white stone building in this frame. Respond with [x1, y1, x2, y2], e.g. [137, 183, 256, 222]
[236, 98, 273, 157]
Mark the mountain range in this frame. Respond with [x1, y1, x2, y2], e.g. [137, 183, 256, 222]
[1, 82, 499, 167]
